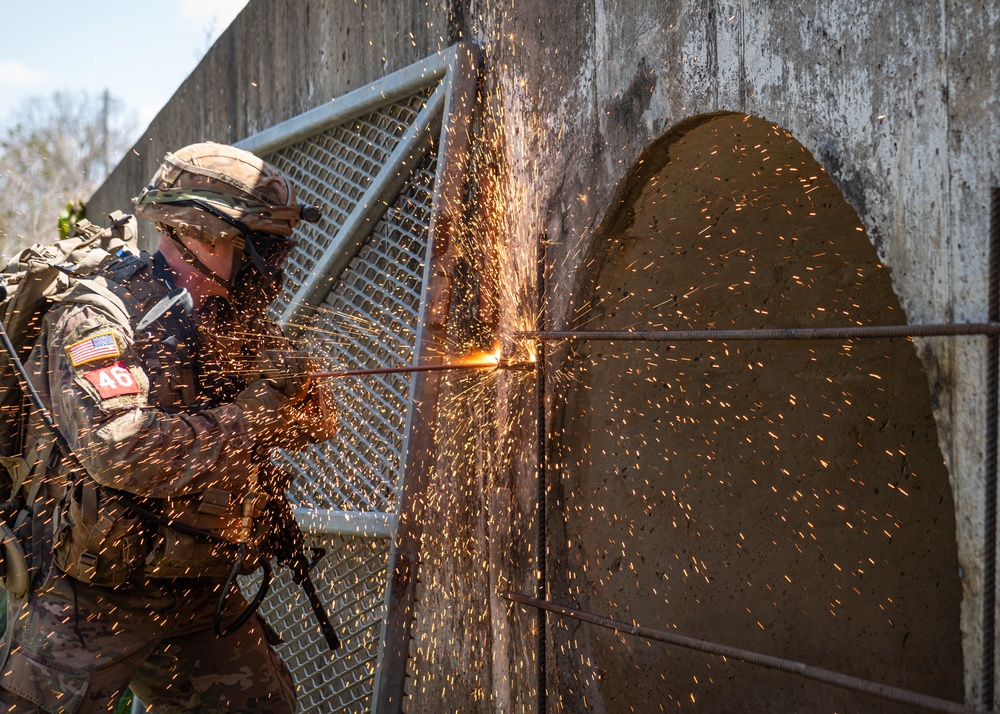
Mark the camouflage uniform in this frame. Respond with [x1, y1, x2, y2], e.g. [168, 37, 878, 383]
[0, 250, 297, 713]
[3, 565, 294, 713]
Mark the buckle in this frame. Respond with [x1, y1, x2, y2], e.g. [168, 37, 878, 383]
[77, 551, 99, 583]
[198, 488, 231, 516]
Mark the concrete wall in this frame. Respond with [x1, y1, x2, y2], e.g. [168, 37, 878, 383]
[89, 0, 999, 710]
[544, 112, 962, 711]
[88, 0, 460, 246]
[460, 2, 998, 709]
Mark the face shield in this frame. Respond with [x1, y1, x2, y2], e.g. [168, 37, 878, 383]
[229, 231, 297, 316]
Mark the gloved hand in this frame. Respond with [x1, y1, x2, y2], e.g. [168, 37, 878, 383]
[236, 373, 338, 450]
[235, 378, 306, 446]
[292, 379, 339, 445]
[258, 348, 311, 401]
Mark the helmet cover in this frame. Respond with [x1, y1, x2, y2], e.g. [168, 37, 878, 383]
[133, 142, 300, 244]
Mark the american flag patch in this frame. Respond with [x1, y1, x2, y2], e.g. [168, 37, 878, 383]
[66, 331, 121, 367]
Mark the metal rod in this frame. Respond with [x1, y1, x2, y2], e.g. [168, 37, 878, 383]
[986, 186, 1000, 710]
[516, 323, 1000, 342]
[535, 235, 548, 714]
[308, 361, 498, 380]
[502, 591, 992, 714]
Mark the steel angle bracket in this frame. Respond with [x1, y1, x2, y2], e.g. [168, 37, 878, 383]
[293, 508, 397, 540]
[369, 43, 481, 714]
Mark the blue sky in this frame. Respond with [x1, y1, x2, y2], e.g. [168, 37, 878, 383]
[0, 0, 249, 134]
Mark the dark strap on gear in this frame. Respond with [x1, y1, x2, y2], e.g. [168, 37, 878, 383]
[26, 444, 61, 590]
[12, 432, 53, 499]
[213, 544, 273, 638]
[29, 494, 46, 588]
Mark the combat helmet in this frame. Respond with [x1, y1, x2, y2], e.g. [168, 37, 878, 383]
[133, 141, 319, 244]
[134, 142, 321, 314]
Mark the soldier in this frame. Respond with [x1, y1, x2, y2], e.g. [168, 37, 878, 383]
[0, 142, 336, 713]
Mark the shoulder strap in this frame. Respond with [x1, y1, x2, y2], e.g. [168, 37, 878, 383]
[53, 255, 151, 330]
[53, 279, 132, 330]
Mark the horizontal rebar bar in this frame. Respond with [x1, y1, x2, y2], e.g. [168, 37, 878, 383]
[516, 323, 1000, 342]
[501, 591, 990, 714]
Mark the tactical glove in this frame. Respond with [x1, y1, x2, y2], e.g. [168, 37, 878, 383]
[236, 377, 338, 450]
[258, 348, 311, 400]
[235, 378, 308, 446]
[293, 379, 339, 445]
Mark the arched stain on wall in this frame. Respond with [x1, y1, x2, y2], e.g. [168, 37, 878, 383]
[549, 112, 963, 712]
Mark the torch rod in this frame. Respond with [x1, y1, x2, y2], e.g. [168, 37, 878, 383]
[308, 361, 502, 380]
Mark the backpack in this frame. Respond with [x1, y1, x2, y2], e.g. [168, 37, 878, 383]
[0, 215, 339, 649]
[0, 211, 139, 495]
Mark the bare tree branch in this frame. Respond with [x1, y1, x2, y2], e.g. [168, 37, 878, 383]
[0, 91, 136, 259]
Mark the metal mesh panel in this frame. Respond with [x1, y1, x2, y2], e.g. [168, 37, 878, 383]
[242, 534, 390, 712]
[266, 92, 431, 319]
[282, 159, 437, 514]
[239, 103, 439, 709]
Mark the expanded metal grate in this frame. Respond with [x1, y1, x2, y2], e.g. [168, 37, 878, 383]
[243, 534, 390, 711]
[231, 45, 477, 713]
[279, 159, 436, 514]
[267, 93, 431, 320]
[238, 145, 435, 713]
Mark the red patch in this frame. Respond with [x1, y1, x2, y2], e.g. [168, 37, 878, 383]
[82, 361, 141, 400]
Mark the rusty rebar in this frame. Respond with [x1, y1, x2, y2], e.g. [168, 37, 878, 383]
[986, 186, 1000, 710]
[536, 234, 548, 713]
[516, 323, 1000, 342]
[502, 591, 991, 714]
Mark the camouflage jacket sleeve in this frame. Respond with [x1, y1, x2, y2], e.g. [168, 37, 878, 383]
[31, 302, 257, 498]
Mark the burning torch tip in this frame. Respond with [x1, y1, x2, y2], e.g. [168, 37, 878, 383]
[495, 358, 536, 371]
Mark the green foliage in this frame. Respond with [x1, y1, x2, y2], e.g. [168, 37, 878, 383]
[112, 689, 134, 714]
[0, 91, 135, 259]
[58, 200, 86, 240]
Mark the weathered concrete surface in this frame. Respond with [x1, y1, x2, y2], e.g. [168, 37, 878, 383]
[549, 112, 962, 711]
[467, 1, 998, 708]
[87, 0, 999, 710]
[88, 0, 458, 247]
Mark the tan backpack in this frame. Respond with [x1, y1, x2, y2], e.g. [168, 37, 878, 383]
[0, 212, 138, 509]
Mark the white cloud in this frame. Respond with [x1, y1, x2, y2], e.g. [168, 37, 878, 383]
[0, 60, 47, 88]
